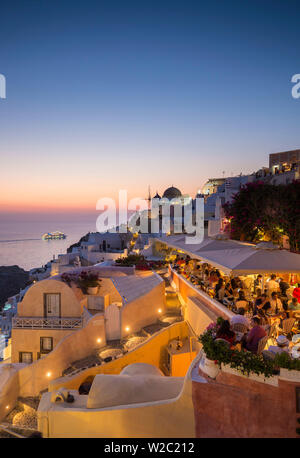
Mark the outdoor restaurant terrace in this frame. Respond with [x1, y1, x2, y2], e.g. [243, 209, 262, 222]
[153, 235, 300, 362]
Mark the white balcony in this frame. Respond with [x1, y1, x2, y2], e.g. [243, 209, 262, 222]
[12, 316, 83, 329]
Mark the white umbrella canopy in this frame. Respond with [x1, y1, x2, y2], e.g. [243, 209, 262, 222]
[192, 247, 254, 275]
[155, 235, 300, 275]
[185, 245, 300, 275]
[230, 247, 300, 275]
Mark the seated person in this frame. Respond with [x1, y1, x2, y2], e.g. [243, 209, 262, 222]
[279, 278, 290, 297]
[266, 274, 280, 296]
[209, 270, 219, 288]
[269, 291, 284, 314]
[234, 291, 249, 311]
[267, 335, 290, 356]
[288, 297, 300, 312]
[203, 268, 210, 282]
[215, 269, 222, 279]
[224, 282, 234, 298]
[254, 274, 263, 293]
[244, 316, 267, 354]
[255, 293, 272, 319]
[214, 278, 225, 302]
[230, 307, 250, 330]
[215, 320, 236, 345]
[241, 276, 253, 293]
[253, 289, 263, 315]
[230, 277, 238, 290]
[222, 283, 235, 307]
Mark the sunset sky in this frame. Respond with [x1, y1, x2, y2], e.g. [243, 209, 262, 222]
[1, 0, 300, 216]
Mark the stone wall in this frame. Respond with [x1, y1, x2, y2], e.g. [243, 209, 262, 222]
[193, 367, 300, 438]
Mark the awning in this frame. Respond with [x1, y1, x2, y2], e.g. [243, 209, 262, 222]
[154, 235, 300, 275]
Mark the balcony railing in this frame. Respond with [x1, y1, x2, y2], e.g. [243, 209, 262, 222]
[12, 316, 83, 329]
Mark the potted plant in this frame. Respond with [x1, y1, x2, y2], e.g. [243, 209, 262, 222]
[61, 270, 101, 295]
[198, 317, 276, 382]
[220, 349, 277, 385]
[78, 271, 101, 295]
[198, 320, 224, 378]
[275, 352, 300, 382]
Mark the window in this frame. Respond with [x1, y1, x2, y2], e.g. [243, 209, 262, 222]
[19, 352, 33, 364]
[40, 337, 53, 353]
[44, 293, 61, 317]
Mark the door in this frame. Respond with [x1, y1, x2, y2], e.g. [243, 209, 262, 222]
[104, 303, 121, 340]
[44, 293, 61, 317]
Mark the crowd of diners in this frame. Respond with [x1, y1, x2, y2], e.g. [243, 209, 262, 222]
[171, 254, 300, 358]
[215, 311, 298, 358]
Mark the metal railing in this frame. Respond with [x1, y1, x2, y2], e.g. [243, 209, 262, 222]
[12, 316, 83, 329]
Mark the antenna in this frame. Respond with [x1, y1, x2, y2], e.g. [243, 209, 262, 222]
[146, 185, 151, 209]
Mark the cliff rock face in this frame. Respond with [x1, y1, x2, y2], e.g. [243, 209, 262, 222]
[67, 233, 90, 253]
[0, 266, 30, 308]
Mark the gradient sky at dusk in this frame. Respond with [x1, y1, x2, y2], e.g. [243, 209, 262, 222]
[1, 0, 300, 215]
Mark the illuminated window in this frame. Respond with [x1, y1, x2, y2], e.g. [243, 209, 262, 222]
[40, 337, 53, 353]
[19, 352, 33, 364]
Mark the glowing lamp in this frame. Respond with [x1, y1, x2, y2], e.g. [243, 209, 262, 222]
[97, 338, 102, 344]
[158, 308, 162, 313]
[125, 326, 130, 332]
[46, 371, 52, 378]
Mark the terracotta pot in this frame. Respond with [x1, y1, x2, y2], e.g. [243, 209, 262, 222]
[87, 286, 98, 295]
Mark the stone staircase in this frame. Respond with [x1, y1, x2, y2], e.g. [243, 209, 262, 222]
[1, 396, 40, 438]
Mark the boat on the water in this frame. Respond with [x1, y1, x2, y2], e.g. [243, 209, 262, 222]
[42, 231, 67, 240]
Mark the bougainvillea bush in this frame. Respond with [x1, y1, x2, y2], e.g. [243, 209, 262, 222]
[223, 180, 300, 252]
[61, 270, 101, 293]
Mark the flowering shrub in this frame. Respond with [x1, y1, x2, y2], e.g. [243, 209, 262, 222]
[199, 317, 275, 378]
[223, 179, 300, 252]
[61, 270, 101, 293]
[273, 351, 300, 371]
[293, 288, 300, 303]
[115, 254, 146, 266]
[115, 255, 164, 270]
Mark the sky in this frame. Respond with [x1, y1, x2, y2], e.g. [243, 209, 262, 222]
[0, 0, 300, 217]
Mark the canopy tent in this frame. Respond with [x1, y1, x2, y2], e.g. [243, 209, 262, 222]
[154, 235, 300, 276]
[195, 246, 300, 275]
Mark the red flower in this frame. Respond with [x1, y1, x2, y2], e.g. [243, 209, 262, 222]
[293, 288, 300, 303]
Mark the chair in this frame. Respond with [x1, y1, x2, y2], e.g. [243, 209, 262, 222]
[267, 322, 278, 344]
[257, 336, 268, 355]
[231, 323, 248, 334]
[278, 318, 296, 338]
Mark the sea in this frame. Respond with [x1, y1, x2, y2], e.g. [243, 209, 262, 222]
[0, 220, 97, 271]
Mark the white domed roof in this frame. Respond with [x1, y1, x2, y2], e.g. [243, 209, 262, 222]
[162, 186, 182, 200]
